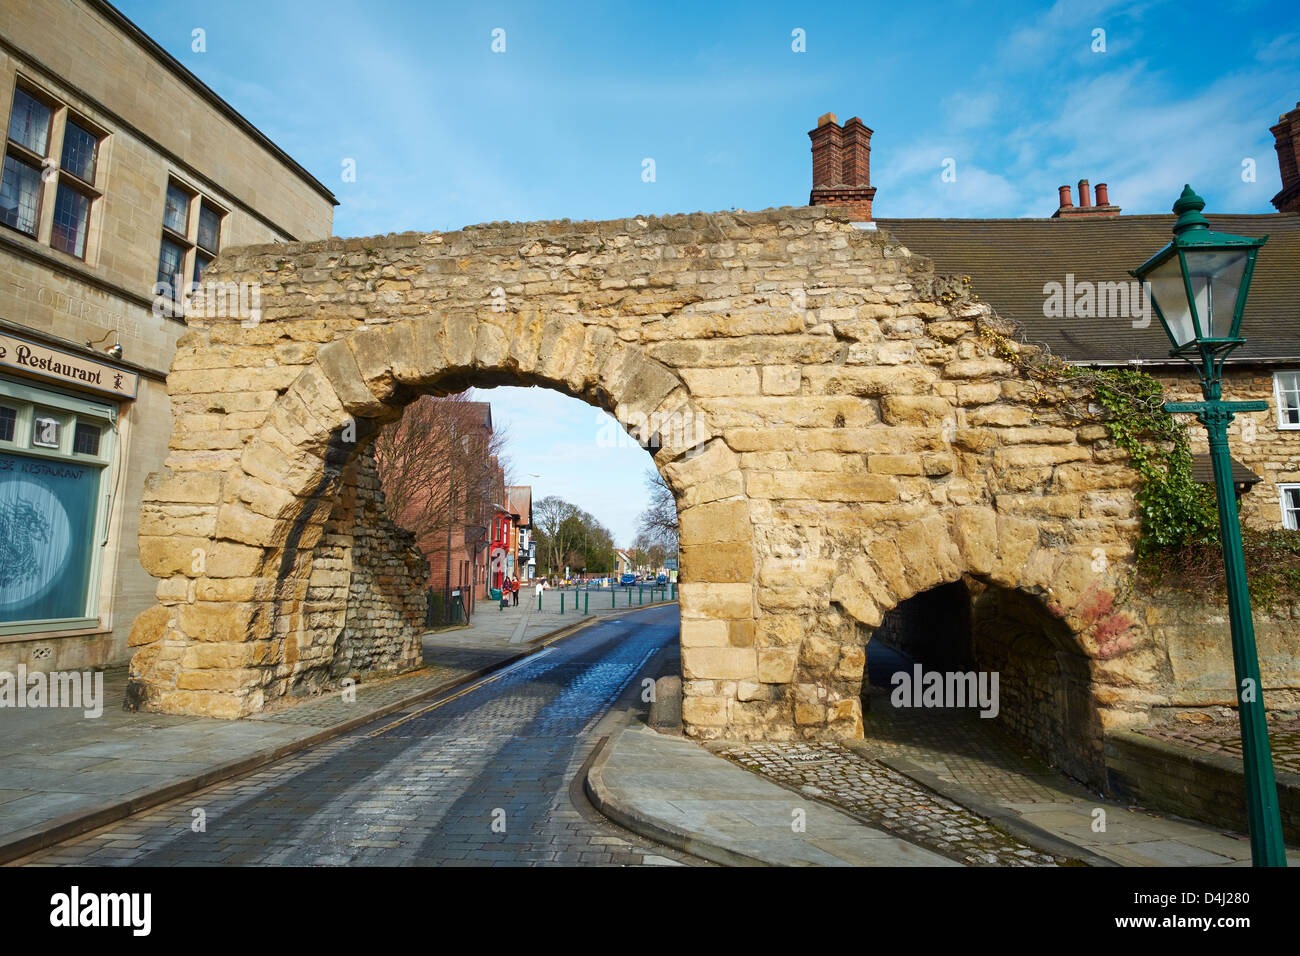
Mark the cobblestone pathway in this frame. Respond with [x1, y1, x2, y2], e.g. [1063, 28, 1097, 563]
[1139, 710, 1300, 775]
[16, 608, 701, 867]
[719, 742, 1069, 866]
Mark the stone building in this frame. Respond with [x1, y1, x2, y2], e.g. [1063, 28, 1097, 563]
[0, 0, 334, 674]
[809, 109, 1300, 531]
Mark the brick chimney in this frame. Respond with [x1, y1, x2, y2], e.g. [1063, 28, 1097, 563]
[1270, 101, 1300, 213]
[809, 112, 877, 221]
[1052, 179, 1121, 218]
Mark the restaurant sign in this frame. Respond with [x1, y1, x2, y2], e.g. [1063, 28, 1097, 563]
[0, 332, 138, 399]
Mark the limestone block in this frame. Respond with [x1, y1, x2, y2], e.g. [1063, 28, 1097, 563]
[953, 506, 998, 575]
[682, 646, 756, 680]
[747, 472, 896, 501]
[678, 498, 750, 546]
[679, 582, 755, 619]
[679, 541, 754, 583]
[757, 646, 798, 683]
[881, 395, 951, 426]
[682, 366, 761, 397]
[762, 365, 801, 395]
[682, 695, 730, 727]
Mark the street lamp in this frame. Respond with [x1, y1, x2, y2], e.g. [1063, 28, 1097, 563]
[1130, 184, 1285, 867]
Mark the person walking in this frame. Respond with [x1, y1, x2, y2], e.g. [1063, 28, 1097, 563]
[511, 577, 520, 606]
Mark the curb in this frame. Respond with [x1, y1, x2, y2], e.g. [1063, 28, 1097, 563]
[584, 722, 770, 867]
[877, 755, 1117, 867]
[0, 608, 661, 865]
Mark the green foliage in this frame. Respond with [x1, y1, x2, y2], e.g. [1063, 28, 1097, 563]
[1088, 369, 1220, 555]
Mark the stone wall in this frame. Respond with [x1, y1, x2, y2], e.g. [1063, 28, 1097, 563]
[332, 449, 428, 683]
[123, 205, 1300, 745]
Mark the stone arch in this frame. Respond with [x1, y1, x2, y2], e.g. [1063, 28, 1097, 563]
[128, 206, 1169, 743]
[128, 309, 756, 720]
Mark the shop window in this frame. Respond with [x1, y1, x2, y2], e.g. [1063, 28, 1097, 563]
[0, 376, 115, 632]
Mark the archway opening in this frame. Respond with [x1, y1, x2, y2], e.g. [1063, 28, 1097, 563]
[863, 577, 1102, 787]
[269, 373, 689, 709]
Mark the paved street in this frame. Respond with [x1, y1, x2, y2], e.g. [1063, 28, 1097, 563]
[15, 607, 700, 867]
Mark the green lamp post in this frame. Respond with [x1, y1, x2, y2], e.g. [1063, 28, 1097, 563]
[1130, 185, 1286, 867]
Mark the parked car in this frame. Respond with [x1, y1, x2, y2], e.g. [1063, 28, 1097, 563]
[620, 572, 636, 586]
[656, 574, 668, 585]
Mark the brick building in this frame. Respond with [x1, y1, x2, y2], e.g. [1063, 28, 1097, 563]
[810, 108, 1300, 531]
[0, 0, 335, 673]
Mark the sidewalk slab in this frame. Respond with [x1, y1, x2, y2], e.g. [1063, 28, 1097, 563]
[587, 723, 956, 867]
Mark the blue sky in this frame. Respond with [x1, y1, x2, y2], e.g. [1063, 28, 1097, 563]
[119, 0, 1300, 543]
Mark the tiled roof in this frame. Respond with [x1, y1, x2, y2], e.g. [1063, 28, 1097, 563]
[876, 213, 1300, 364]
[1190, 453, 1262, 487]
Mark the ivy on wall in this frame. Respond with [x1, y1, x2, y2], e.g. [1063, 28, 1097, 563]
[973, 318, 1297, 605]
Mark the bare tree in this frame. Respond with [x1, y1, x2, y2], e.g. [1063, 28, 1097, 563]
[533, 495, 580, 577]
[374, 392, 511, 568]
[636, 467, 679, 552]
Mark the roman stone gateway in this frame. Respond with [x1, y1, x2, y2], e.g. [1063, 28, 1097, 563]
[124, 204, 1294, 783]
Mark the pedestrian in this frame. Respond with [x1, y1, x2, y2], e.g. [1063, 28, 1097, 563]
[535, 580, 544, 604]
[511, 577, 519, 606]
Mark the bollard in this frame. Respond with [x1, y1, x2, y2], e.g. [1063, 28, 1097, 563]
[538, 590, 542, 611]
[560, 593, 564, 615]
[612, 589, 616, 608]
[585, 591, 589, 614]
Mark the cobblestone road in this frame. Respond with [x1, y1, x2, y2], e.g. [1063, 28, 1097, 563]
[718, 743, 1069, 866]
[17, 607, 700, 867]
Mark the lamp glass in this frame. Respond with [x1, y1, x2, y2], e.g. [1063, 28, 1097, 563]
[1184, 248, 1247, 339]
[1146, 255, 1197, 347]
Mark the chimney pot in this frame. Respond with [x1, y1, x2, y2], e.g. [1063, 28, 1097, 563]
[1057, 185, 1073, 208]
[1078, 179, 1092, 207]
[1270, 101, 1300, 214]
[809, 112, 876, 221]
[1095, 182, 1110, 206]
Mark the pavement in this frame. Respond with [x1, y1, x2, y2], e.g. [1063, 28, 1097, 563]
[587, 724, 955, 866]
[427, 582, 673, 648]
[0, 596, 636, 863]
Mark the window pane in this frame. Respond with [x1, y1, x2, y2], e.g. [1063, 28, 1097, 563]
[7, 88, 51, 155]
[197, 203, 220, 252]
[192, 250, 213, 285]
[0, 449, 100, 624]
[163, 182, 190, 234]
[157, 237, 186, 298]
[1279, 372, 1300, 427]
[50, 185, 91, 258]
[0, 153, 42, 235]
[1284, 488, 1300, 530]
[73, 421, 100, 456]
[0, 406, 15, 442]
[60, 119, 98, 183]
